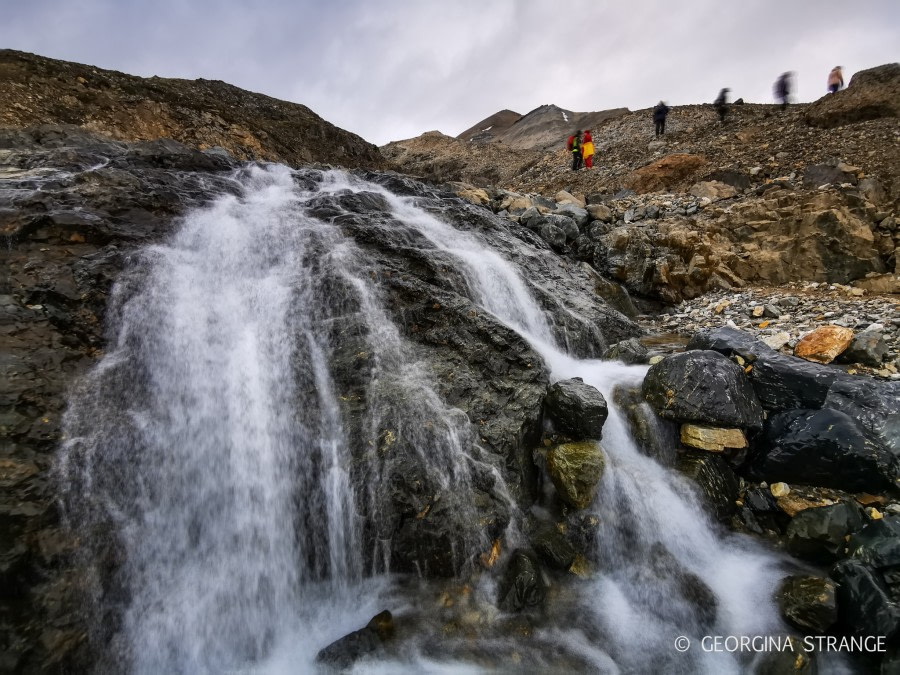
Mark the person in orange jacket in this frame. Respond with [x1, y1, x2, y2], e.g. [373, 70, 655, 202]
[582, 130, 595, 169]
[827, 66, 844, 93]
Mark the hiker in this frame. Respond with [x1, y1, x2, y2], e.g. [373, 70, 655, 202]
[774, 72, 792, 110]
[582, 130, 595, 169]
[713, 88, 729, 123]
[567, 130, 583, 170]
[827, 66, 844, 93]
[653, 101, 669, 137]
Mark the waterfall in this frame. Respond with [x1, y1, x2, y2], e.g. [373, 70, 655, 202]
[59, 163, 802, 673]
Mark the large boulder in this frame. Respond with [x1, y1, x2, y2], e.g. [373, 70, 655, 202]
[642, 350, 764, 430]
[786, 502, 865, 563]
[777, 575, 838, 634]
[750, 408, 900, 493]
[805, 63, 900, 128]
[831, 559, 900, 643]
[824, 378, 900, 457]
[546, 441, 606, 509]
[847, 516, 900, 571]
[544, 379, 608, 440]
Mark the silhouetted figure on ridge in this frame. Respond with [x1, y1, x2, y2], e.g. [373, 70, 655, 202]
[828, 66, 844, 93]
[653, 101, 670, 137]
[713, 88, 729, 123]
[774, 72, 792, 110]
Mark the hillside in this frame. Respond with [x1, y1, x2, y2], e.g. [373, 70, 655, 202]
[0, 49, 385, 168]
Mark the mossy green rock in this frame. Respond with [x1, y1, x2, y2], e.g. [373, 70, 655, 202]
[547, 442, 606, 509]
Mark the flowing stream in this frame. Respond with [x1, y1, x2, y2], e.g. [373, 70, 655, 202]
[60, 164, 804, 673]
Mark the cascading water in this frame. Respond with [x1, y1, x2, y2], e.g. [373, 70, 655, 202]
[59, 161, 826, 673]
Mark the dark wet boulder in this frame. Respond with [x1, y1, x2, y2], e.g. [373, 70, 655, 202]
[676, 450, 740, 523]
[497, 550, 546, 612]
[544, 379, 608, 440]
[847, 516, 900, 571]
[749, 408, 900, 493]
[824, 378, 900, 458]
[777, 575, 838, 634]
[786, 502, 866, 564]
[831, 559, 900, 642]
[539, 222, 567, 250]
[530, 524, 577, 571]
[838, 331, 888, 367]
[316, 610, 395, 668]
[686, 326, 775, 363]
[546, 441, 606, 509]
[602, 337, 648, 364]
[642, 350, 763, 430]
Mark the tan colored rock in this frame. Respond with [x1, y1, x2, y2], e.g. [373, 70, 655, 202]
[852, 274, 900, 295]
[771, 482, 791, 498]
[680, 424, 747, 452]
[689, 180, 738, 202]
[555, 190, 585, 208]
[456, 188, 491, 207]
[794, 325, 855, 363]
[499, 194, 533, 213]
[762, 332, 792, 351]
[587, 203, 613, 222]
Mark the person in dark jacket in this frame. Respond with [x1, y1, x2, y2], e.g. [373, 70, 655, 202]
[713, 88, 729, 123]
[567, 130, 583, 170]
[774, 72, 792, 110]
[653, 101, 670, 137]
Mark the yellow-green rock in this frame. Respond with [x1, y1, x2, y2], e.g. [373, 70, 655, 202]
[547, 441, 605, 509]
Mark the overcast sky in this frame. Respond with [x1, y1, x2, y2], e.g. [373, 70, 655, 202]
[3, 0, 898, 145]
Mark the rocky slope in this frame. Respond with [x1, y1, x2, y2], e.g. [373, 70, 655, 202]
[0, 49, 385, 169]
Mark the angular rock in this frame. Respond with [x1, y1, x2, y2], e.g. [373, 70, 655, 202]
[777, 575, 838, 634]
[676, 450, 740, 523]
[680, 424, 747, 452]
[602, 337, 648, 364]
[624, 154, 708, 194]
[838, 331, 888, 367]
[554, 203, 589, 227]
[831, 559, 900, 642]
[642, 350, 764, 430]
[750, 408, 900, 493]
[497, 550, 546, 612]
[847, 516, 900, 570]
[547, 441, 606, 509]
[786, 502, 865, 563]
[614, 385, 679, 467]
[544, 379, 609, 440]
[316, 610, 395, 668]
[794, 325, 854, 364]
[802, 164, 858, 188]
[823, 378, 900, 458]
[555, 190, 585, 208]
[539, 222, 567, 249]
[689, 180, 737, 202]
[586, 203, 613, 223]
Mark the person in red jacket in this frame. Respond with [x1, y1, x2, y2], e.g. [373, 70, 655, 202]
[582, 130, 595, 169]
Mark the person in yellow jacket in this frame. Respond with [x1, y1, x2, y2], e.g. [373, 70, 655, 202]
[582, 130, 595, 169]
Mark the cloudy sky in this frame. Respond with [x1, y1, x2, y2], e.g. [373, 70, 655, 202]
[3, 0, 898, 145]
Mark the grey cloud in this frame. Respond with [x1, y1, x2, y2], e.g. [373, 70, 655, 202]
[2, 0, 898, 145]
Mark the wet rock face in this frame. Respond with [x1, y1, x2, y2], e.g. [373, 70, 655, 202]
[642, 350, 764, 430]
[676, 450, 740, 523]
[785, 502, 866, 564]
[316, 610, 395, 668]
[4, 127, 643, 669]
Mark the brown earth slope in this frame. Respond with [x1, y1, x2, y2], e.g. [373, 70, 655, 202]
[0, 49, 386, 168]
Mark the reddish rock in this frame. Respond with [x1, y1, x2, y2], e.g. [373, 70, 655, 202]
[624, 154, 708, 194]
[794, 325, 855, 364]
